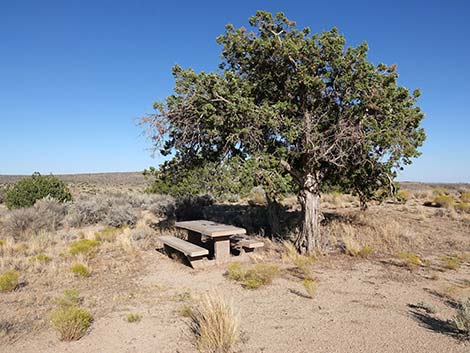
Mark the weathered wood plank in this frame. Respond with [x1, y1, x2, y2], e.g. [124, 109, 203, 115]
[159, 236, 209, 257]
[175, 220, 246, 237]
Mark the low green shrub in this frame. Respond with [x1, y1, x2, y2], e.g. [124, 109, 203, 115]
[68, 239, 100, 255]
[0, 270, 19, 293]
[71, 264, 91, 277]
[50, 306, 93, 341]
[126, 313, 142, 323]
[5, 173, 72, 209]
[226, 262, 279, 289]
[30, 253, 52, 263]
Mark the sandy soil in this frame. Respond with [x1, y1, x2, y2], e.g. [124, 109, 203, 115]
[5, 249, 469, 353]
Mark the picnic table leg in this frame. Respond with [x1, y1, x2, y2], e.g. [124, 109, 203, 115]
[213, 236, 231, 263]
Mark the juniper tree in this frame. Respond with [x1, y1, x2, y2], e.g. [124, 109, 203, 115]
[142, 11, 425, 254]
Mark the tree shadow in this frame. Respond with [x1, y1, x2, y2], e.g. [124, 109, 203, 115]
[408, 309, 461, 339]
[423, 288, 460, 309]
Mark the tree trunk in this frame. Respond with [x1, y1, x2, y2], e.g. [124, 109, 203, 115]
[294, 174, 321, 254]
[266, 197, 281, 237]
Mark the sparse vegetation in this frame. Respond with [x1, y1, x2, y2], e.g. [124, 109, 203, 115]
[50, 305, 93, 341]
[433, 195, 455, 208]
[396, 189, 412, 203]
[71, 263, 91, 277]
[189, 294, 239, 353]
[0, 270, 19, 293]
[442, 255, 461, 270]
[453, 298, 470, 337]
[68, 239, 100, 255]
[126, 313, 142, 323]
[460, 191, 470, 203]
[302, 279, 317, 299]
[226, 262, 279, 289]
[413, 301, 438, 314]
[397, 251, 422, 268]
[30, 253, 52, 263]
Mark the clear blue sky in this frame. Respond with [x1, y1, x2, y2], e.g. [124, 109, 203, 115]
[1, 1, 469, 182]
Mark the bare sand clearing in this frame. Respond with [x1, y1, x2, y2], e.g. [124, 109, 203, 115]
[5, 250, 469, 353]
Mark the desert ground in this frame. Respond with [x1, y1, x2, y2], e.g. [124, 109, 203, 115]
[0, 173, 469, 353]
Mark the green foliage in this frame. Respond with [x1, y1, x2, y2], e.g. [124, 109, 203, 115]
[71, 263, 91, 277]
[142, 11, 425, 252]
[0, 270, 19, 292]
[68, 239, 100, 255]
[5, 173, 72, 209]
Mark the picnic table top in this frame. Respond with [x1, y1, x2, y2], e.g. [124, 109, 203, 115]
[175, 220, 246, 237]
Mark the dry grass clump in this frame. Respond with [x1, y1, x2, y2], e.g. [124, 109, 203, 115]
[282, 242, 315, 277]
[0, 270, 19, 292]
[327, 212, 418, 255]
[189, 294, 239, 353]
[126, 313, 142, 323]
[396, 189, 412, 203]
[442, 255, 461, 270]
[302, 279, 317, 299]
[397, 251, 423, 268]
[94, 226, 123, 242]
[50, 290, 93, 341]
[71, 263, 91, 277]
[455, 202, 470, 214]
[247, 186, 267, 206]
[30, 253, 52, 263]
[226, 262, 279, 289]
[454, 298, 470, 338]
[68, 239, 100, 255]
[341, 234, 374, 258]
[460, 191, 470, 203]
[433, 195, 455, 209]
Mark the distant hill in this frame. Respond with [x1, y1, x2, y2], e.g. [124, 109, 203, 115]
[0, 172, 146, 187]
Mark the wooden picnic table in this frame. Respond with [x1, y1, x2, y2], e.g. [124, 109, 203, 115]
[175, 220, 246, 262]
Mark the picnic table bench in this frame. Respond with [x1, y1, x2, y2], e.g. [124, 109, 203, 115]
[158, 220, 264, 268]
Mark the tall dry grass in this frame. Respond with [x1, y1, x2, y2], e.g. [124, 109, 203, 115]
[189, 293, 239, 353]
